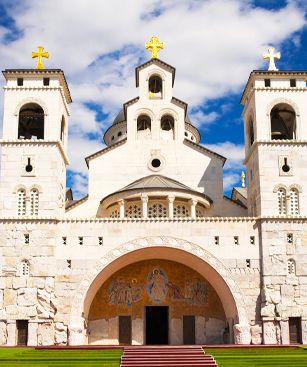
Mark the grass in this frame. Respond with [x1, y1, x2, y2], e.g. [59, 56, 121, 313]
[0, 348, 122, 367]
[205, 347, 307, 367]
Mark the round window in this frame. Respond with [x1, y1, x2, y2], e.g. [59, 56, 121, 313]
[151, 159, 161, 168]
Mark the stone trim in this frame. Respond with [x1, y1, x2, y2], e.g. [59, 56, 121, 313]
[0, 140, 69, 165]
[244, 140, 307, 164]
[184, 140, 227, 165]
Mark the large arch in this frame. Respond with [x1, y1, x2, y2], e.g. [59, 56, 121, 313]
[68, 236, 250, 344]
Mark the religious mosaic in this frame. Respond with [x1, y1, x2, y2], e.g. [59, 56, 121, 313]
[108, 267, 207, 306]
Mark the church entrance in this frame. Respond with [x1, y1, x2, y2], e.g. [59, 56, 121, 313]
[146, 306, 168, 344]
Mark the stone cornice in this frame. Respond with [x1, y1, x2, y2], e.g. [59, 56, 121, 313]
[244, 140, 307, 164]
[0, 139, 70, 165]
[85, 138, 127, 167]
[0, 215, 306, 223]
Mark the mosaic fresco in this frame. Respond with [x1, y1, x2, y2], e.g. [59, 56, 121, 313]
[89, 260, 225, 321]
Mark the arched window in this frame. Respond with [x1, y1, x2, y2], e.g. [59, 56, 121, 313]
[289, 188, 299, 215]
[17, 189, 26, 216]
[161, 115, 174, 131]
[125, 204, 142, 218]
[277, 188, 286, 215]
[249, 119, 254, 146]
[18, 103, 44, 140]
[196, 205, 205, 218]
[148, 203, 167, 218]
[270, 103, 296, 140]
[30, 189, 39, 216]
[60, 116, 65, 142]
[287, 259, 296, 275]
[137, 115, 151, 131]
[20, 260, 30, 277]
[149, 75, 162, 98]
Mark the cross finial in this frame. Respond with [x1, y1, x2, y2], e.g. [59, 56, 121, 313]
[263, 47, 281, 71]
[145, 36, 164, 59]
[32, 46, 49, 69]
[241, 171, 246, 188]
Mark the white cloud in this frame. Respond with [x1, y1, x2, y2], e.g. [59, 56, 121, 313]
[205, 141, 245, 170]
[0, 0, 305, 195]
[223, 172, 241, 191]
[189, 109, 220, 128]
[69, 172, 88, 198]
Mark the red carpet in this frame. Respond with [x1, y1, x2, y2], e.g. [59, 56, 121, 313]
[120, 346, 217, 366]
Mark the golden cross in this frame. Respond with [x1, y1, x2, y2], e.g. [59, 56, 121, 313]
[263, 47, 281, 71]
[32, 46, 49, 69]
[145, 36, 164, 59]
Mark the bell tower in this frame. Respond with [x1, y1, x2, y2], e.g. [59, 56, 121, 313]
[241, 48, 307, 217]
[0, 47, 72, 218]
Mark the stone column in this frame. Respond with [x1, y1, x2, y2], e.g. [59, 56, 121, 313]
[28, 321, 38, 346]
[168, 195, 175, 219]
[190, 199, 197, 219]
[280, 318, 289, 344]
[141, 194, 148, 219]
[6, 320, 16, 346]
[118, 200, 125, 219]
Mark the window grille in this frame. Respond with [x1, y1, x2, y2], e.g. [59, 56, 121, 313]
[289, 188, 299, 215]
[30, 189, 39, 215]
[173, 204, 189, 218]
[21, 260, 30, 276]
[110, 208, 120, 218]
[277, 188, 287, 214]
[17, 189, 26, 216]
[125, 204, 142, 218]
[148, 203, 167, 218]
[287, 259, 296, 275]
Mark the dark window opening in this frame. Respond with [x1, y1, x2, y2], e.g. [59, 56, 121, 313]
[18, 103, 44, 140]
[151, 159, 161, 168]
[249, 120, 254, 146]
[161, 115, 174, 131]
[282, 157, 290, 172]
[184, 132, 188, 137]
[137, 115, 151, 131]
[25, 157, 33, 172]
[118, 131, 122, 137]
[149, 75, 162, 95]
[60, 116, 65, 142]
[246, 259, 251, 268]
[265, 79, 271, 87]
[17, 78, 23, 86]
[290, 79, 296, 88]
[271, 103, 296, 140]
[43, 78, 50, 86]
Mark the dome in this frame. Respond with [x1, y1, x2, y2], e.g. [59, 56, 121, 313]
[113, 110, 125, 125]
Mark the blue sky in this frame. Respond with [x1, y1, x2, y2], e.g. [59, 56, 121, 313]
[0, 0, 306, 198]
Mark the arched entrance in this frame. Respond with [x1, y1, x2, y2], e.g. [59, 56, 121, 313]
[69, 237, 250, 345]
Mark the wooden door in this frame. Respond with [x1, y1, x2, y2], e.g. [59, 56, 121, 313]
[119, 316, 131, 345]
[183, 315, 195, 344]
[289, 317, 302, 344]
[17, 320, 28, 346]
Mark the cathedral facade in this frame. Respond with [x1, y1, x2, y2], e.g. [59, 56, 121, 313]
[0, 46, 306, 346]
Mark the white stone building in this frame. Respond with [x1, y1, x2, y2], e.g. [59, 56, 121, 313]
[0, 51, 306, 347]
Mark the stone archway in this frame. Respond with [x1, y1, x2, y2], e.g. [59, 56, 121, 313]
[68, 236, 250, 345]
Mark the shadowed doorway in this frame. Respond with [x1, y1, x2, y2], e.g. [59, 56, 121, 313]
[146, 306, 168, 344]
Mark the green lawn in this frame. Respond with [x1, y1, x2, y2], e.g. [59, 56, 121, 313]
[205, 347, 307, 367]
[0, 348, 122, 367]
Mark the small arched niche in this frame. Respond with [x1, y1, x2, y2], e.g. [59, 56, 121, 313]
[18, 103, 44, 140]
[148, 74, 162, 98]
[270, 103, 296, 140]
[248, 118, 254, 146]
[161, 114, 174, 140]
[137, 114, 151, 139]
